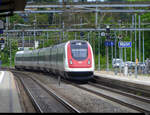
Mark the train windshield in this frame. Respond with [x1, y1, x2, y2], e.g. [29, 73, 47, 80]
[70, 41, 88, 60]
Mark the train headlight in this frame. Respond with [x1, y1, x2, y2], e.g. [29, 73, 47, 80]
[88, 59, 91, 65]
[70, 59, 73, 64]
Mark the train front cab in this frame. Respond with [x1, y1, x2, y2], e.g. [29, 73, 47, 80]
[65, 40, 94, 80]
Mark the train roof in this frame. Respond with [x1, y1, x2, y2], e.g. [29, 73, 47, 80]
[70, 40, 87, 43]
[15, 51, 25, 57]
[53, 40, 87, 47]
[16, 51, 25, 55]
[15, 40, 88, 54]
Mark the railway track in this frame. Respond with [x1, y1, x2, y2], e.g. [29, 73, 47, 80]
[61, 77, 150, 114]
[6, 69, 150, 114]
[70, 84, 150, 114]
[93, 75, 150, 98]
[88, 78, 150, 114]
[12, 71, 80, 113]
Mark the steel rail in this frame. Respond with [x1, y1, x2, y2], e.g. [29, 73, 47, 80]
[89, 78, 150, 104]
[30, 76, 80, 113]
[87, 78, 150, 114]
[9, 69, 150, 113]
[93, 75, 150, 98]
[13, 72, 43, 113]
[71, 83, 150, 113]
[13, 71, 80, 113]
[59, 78, 150, 113]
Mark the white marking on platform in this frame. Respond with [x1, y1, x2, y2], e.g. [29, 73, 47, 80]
[0, 71, 4, 83]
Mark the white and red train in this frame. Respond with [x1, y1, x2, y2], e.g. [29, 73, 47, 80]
[15, 40, 95, 80]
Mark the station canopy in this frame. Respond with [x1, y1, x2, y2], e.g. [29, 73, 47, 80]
[0, 0, 26, 17]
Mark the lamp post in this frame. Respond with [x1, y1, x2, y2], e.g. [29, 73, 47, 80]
[22, 29, 24, 50]
[134, 14, 137, 78]
[98, 32, 100, 71]
[9, 36, 11, 67]
[106, 25, 110, 71]
[33, 16, 36, 49]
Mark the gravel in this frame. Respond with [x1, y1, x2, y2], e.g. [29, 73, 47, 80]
[24, 71, 139, 113]
[21, 77, 71, 113]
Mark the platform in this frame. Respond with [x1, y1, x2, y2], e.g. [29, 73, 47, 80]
[0, 71, 22, 113]
[94, 71, 150, 92]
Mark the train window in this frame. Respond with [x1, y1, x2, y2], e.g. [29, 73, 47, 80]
[72, 49, 87, 58]
[71, 42, 88, 61]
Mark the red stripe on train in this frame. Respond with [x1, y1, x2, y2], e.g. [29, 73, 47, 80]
[67, 43, 92, 68]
